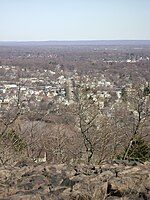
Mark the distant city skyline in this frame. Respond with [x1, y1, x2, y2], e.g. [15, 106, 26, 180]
[0, 0, 150, 41]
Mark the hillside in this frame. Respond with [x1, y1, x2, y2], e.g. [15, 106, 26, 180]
[0, 160, 150, 200]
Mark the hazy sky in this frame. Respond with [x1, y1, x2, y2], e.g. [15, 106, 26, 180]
[0, 0, 150, 41]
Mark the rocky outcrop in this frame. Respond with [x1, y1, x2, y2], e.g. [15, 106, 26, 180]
[0, 160, 150, 200]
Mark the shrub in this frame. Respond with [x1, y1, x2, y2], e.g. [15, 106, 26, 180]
[120, 136, 150, 162]
[127, 136, 150, 162]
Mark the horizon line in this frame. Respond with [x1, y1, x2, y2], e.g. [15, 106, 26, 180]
[1, 39, 150, 42]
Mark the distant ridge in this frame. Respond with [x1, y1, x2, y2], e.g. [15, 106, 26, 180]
[0, 40, 150, 46]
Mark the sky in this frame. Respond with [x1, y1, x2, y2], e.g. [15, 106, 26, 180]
[0, 0, 150, 41]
